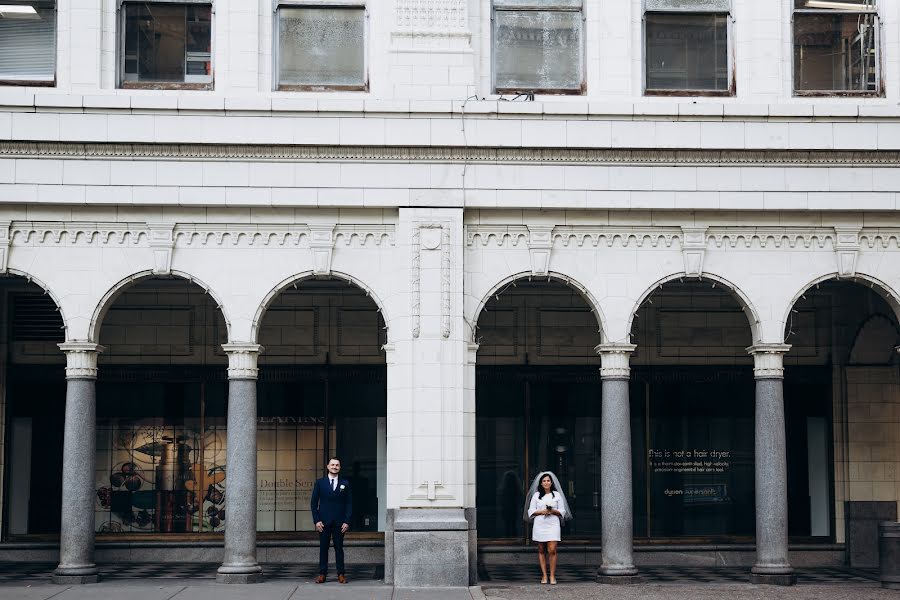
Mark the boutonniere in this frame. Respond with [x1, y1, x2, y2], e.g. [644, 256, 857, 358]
[339, 484, 346, 490]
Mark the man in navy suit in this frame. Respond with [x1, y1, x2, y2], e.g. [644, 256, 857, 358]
[311, 457, 352, 583]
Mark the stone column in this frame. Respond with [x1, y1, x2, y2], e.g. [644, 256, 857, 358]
[53, 342, 104, 585]
[747, 344, 796, 586]
[217, 343, 263, 584]
[595, 343, 641, 584]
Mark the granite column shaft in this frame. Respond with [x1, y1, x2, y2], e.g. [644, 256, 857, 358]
[596, 344, 640, 583]
[217, 344, 263, 584]
[53, 343, 104, 585]
[748, 344, 796, 586]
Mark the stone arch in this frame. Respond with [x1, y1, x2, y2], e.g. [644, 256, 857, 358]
[781, 272, 900, 343]
[5, 268, 69, 338]
[88, 269, 231, 343]
[251, 270, 391, 344]
[848, 314, 900, 365]
[625, 272, 763, 343]
[470, 271, 607, 343]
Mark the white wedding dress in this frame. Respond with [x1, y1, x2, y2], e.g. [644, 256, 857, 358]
[528, 491, 565, 542]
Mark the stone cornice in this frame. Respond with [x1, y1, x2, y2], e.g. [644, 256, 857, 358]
[6, 142, 900, 166]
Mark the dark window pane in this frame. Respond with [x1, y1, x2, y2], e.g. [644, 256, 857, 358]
[645, 13, 728, 91]
[123, 2, 211, 84]
[493, 10, 583, 92]
[793, 13, 877, 92]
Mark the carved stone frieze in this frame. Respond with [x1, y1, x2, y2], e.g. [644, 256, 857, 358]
[8, 142, 900, 166]
[393, 0, 470, 50]
[172, 224, 394, 248]
[859, 229, 900, 249]
[552, 227, 681, 249]
[466, 226, 528, 247]
[706, 228, 835, 249]
[11, 223, 148, 246]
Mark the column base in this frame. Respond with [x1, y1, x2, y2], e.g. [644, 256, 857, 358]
[216, 572, 263, 584]
[390, 508, 470, 587]
[52, 566, 99, 585]
[598, 574, 643, 585]
[750, 573, 797, 586]
[216, 564, 263, 584]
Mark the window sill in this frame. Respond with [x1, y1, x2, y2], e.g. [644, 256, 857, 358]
[0, 79, 54, 88]
[278, 84, 368, 93]
[495, 87, 585, 96]
[121, 82, 214, 91]
[794, 91, 883, 98]
[645, 89, 734, 98]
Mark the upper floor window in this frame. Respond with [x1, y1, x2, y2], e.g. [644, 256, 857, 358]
[492, 0, 584, 95]
[120, 1, 212, 89]
[275, 1, 366, 91]
[793, 0, 879, 95]
[644, 0, 732, 95]
[0, 1, 56, 85]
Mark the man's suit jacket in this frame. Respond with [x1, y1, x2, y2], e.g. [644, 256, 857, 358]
[310, 476, 352, 525]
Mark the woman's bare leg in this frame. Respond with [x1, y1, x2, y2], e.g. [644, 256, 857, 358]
[537, 542, 548, 583]
[547, 541, 558, 583]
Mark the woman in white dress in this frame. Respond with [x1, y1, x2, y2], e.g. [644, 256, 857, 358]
[525, 471, 572, 585]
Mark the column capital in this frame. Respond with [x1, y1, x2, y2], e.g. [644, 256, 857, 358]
[58, 342, 104, 379]
[222, 343, 264, 379]
[595, 343, 637, 379]
[747, 343, 791, 379]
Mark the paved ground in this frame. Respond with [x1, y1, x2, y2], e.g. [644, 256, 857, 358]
[0, 565, 891, 600]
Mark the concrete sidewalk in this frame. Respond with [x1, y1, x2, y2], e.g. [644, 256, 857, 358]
[0, 580, 895, 600]
[0, 581, 485, 600]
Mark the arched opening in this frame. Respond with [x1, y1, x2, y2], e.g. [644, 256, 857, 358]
[92, 276, 228, 536]
[630, 279, 758, 541]
[474, 278, 603, 541]
[255, 277, 386, 538]
[2, 274, 67, 539]
[786, 280, 900, 566]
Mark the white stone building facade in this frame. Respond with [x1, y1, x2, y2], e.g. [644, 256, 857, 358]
[0, 0, 898, 588]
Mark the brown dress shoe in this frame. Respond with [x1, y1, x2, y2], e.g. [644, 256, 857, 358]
[315, 574, 326, 584]
[338, 574, 347, 584]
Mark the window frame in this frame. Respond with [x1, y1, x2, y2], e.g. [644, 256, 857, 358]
[272, 0, 368, 92]
[642, 0, 734, 97]
[116, 0, 215, 90]
[792, 0, 881, 97]
[491, 0, 586, 96]
[0, 0, 57, 87]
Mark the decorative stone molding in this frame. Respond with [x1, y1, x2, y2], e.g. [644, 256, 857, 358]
[595, 343, 637, 379]
[59, 342, 105, 379]
[411, 222, 451, 339]
[860, 229, 900, 249]
[10, 222, 148, 246]
[393, 0, 470, 51]
[382, 342, 396, 364]
[706, 228, 834, 249]
[466, 226, 528, 247]
[0, 221, 10, 273]
[172, 225, 394, 248]
[148, 223, 175, 275]
[308, 224, 336, 276]
[527, 226, 553, 276]
[553, 227, 681, 249]
[681, 226, 708, 277]
[222, 343, 264, 379]
[747, 344, 791, 379]
[466, 341, 479, 365]
[834, 227, 861, 278]
[407, 480, 455, 503]
[10, 143, 900, 166]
